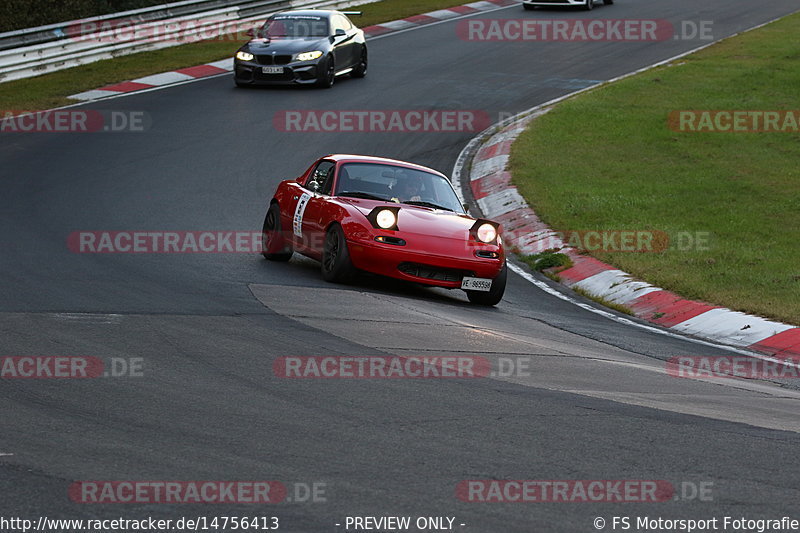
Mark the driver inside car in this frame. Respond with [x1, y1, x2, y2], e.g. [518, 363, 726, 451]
[394, 173, 423, 202]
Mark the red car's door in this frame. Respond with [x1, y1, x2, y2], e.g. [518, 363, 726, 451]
[289, 159, 335, 255]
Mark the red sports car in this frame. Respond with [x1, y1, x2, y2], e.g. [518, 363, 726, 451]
[261, 154, 507, 305]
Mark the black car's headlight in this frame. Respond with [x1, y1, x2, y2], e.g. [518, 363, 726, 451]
[236, 51, 255, 61]
[294, 51, 323, 62]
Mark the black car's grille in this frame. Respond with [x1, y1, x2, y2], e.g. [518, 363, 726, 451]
[398, 263, 473, 283]
[257, 54, 292, 65]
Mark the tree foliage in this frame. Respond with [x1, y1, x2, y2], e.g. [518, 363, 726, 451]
[1, 0, 169, 33]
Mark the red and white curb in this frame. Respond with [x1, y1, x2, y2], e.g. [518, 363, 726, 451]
[67, 0, 516, 101]
[459, 110, 800, 360]
[361, 0, 515, 36]
[69, 59, 233, 100]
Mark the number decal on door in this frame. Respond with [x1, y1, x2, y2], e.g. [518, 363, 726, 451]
[293, 192, 312, 238]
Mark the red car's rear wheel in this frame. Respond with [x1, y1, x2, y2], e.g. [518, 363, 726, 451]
[262, 203, 293, 261]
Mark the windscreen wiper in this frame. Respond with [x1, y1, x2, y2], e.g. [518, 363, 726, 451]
[403, 200, 453, 212]
[339, 191, 390, 201]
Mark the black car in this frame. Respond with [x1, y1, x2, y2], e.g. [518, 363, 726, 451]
[234, 10, 368, 88]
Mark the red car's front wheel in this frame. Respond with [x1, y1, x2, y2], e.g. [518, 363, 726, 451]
[321, 224, 356, 283]
[465, 263, 507, 306]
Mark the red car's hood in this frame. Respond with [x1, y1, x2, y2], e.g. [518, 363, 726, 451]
[341, 198, 480, 239]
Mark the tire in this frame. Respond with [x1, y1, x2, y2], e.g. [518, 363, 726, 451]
[523, 3, 536, 10]
[316, 56, 335, 88]
[466, 263, 507, 306]
[261, 203, 293, 261]
[584, 0, 594, 9]
[321, 224, 355, 283]
[351, 47, 368, 78]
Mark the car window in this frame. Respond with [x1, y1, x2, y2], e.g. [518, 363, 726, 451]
[331, 15, 350, 34]
[334, 163, 464, 212]
[307, 160, 335, 194]
[338, 15, 354, 31]
[263, 15, 329, 38]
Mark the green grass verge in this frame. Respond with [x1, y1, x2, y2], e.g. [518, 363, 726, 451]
[509, 12, 800, 325]
[0, 0, 473, 111]
[520, 251, 573, 272]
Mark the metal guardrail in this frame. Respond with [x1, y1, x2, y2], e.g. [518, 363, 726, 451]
[0, 0, 372, 83]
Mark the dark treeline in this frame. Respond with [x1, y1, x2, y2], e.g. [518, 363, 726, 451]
[1, 0, 170, 33]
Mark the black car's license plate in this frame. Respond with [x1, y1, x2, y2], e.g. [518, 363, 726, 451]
[262, 66, 284, 74]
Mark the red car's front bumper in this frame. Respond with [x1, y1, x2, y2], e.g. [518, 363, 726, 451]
[347, 236, 505, 288]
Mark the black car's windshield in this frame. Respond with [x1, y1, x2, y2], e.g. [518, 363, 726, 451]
[262, 15, 329, 38]
[335, 163, 464, 213]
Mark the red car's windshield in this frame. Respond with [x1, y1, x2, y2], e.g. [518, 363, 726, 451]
[335, 163, 464, 213]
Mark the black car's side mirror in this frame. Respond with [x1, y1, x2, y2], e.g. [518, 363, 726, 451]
[245, 28, 256, 37]
[331, 28, 346, 42]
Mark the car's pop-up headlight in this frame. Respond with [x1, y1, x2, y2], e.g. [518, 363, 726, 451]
[476, 223, 497, 243]
[294, 50, 323, 62]
[367, 206, 400, 231]
[236, 51, 255, 61]
[470, 219, 500, 245]
[376, 209, 397, 229]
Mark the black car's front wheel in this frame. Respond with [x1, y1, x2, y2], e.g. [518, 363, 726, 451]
[316, 56, 336, 88]
[262, 203, 293, 261]
[351, 47, 368, 78]
[465, 263, 507, 306]
[321, 224, 355, 283]
[584, 0, 594, 9]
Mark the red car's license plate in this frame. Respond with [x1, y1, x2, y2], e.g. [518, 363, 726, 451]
[461, 277, 492, 292]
